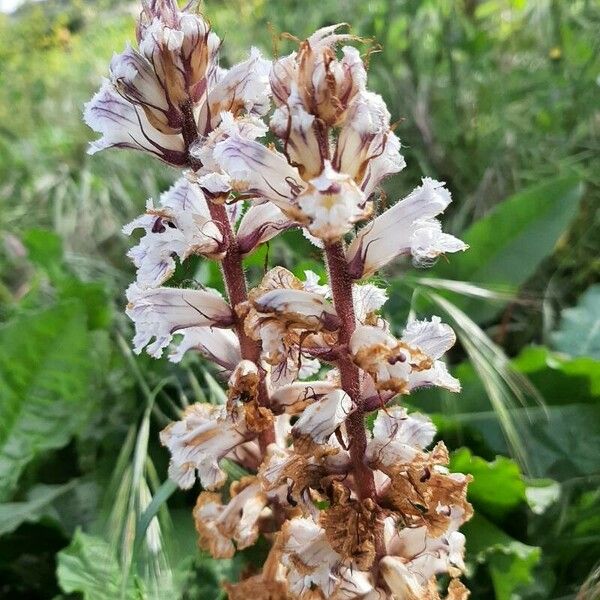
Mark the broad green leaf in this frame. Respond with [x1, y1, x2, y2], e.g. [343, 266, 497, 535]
[22, 229, 63, 272]
[552, 284, 600, 359]
[57, 278, 112, 330]
[57, 530, 137, 600]
[0, 481, 76, 536]
[439, 403, 600, 481]
[0, 302, 96, 500]
[464, 513, 541, 600]
[450, 448, 526, 519]
[423, 345, 600, 414]
[432, 175, 583, 322]
[511, 346, 600, 404]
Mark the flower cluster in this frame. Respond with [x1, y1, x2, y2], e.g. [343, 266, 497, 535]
[86, 2, 471, 598]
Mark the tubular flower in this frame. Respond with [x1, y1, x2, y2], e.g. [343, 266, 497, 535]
[214, 25, 404, 243]
[124, 175, 224, 287]
[88, 7, 472, 599]
[85, 0, 270, 166]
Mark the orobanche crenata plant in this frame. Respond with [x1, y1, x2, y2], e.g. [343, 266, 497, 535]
[85, 1, 472, 598]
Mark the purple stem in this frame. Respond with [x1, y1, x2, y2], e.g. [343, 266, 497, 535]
[324, 240, 376, 501]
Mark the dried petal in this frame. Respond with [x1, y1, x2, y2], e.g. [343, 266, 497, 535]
[270, 381, 337, 414]
[159, 403, 250, 490]
[281, 517, 343, 598]
[319, 482, 378, 570]
[194, 478, 268, 559]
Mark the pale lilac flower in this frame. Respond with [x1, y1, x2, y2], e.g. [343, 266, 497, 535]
[126, 283, 234, 358]
[346, 178, 467, 279]
[123, 176, 224, 287]
[85, 1, 270, 167]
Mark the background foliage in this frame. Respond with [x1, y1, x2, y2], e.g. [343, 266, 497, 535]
[0, 0, 599, 598]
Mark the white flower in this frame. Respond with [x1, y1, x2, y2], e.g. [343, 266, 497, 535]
[334, 91, 405, 197]
[169, 326, 241, 372]
[346, 178, 467, 279]
[270, 85, 324, 180]
[84, 79, 187, 164]
[350, 319, 460, 395]
[350, 325, 416, 393]
[253, 288, 340, 332]
[302, 270, 330, 297]
[126, 283, 234, 358]
[86, 5, 271, 167]
[291, 389, 355, 444]
[402, 317, 461, 393]
[159, 403, 250, 490]
[297, 161, 370, 242]
[213, 133, 306, 214]
[367, 407, 436, 468]
[197, 47, 272, 135]
[236, 202, 295, 255]
[381, 523, 467, 598]
[123, 176, 224, 287]
[353, 283, 388, 324]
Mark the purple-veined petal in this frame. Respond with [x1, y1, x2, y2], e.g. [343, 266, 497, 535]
[126, 283, 234, 358]
[84, 79, 186, 164]
[291, 388, 355, 444]
[346, 178, 467, 279]
[159, 403, 249, 490]
[236, 202, 295, 255]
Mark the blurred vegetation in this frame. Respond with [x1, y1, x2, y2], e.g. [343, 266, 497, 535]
[0, 0, 599, 598]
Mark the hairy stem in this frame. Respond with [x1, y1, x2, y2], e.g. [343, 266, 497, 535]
[324, 240, 376, 501]
[180, 105, 274, 450]
[207, 201, 275, 452]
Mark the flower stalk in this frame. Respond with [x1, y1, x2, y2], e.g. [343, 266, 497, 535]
[325, 240, 375, 502]
[207, 198, 276, 450]
[86, 4, 473, 597]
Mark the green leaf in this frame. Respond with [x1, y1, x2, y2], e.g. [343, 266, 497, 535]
[464, 513, 541, 600]
[432, 175, 583, 322]
[57, 530, 137, 600]
[552, 284, 600, 359]
[440, 402, 600, 481]
[511, 346, 600, 404]
[22, 229, 63, 272]
[0, 481, 77, 536]
[0, 301, 96, 500]
[57, 278, 112, 330]
[134, 478, 178, 552]
[450, 448, 526, 518]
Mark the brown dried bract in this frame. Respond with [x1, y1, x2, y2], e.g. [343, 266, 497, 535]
[446, 579, 470, 600]
[381, 443, 473, 536]
[193, 492, 235, 559]
[319, 482, 378, 570]
[224, 577, 290, 600]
